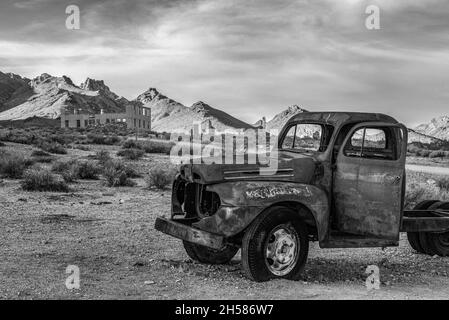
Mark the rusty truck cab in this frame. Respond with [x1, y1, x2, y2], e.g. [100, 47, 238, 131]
[277, 112, 407, 247]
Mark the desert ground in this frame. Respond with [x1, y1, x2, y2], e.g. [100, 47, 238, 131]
[1, 141, 449, 300]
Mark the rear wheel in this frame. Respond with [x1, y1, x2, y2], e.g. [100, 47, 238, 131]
[427, 202, 449, 257]
[241, 206, 309, 282]
[418, 201, 442, 255]
[407, 200, 439, 253]
[183, 241, 238, 264]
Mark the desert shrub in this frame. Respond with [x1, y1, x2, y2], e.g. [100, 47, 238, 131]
[94, 150, 112, 165]
[122, 139, 174, 154]
[31, 150, 51, 157]
[117, 148, 145, 160]
[0, 153, 34, 178]
[405, 171, 449, 208]
[122, 139, 140, 149]
[429, 150, 446, 158]
[77, 161, 101, 179]
[86, 134, 107, 145]
[21, 168, 69, 192]
[87, 134, 121, 145]
[141, 140, 174, 154]
[416, 149, 431, 157]
[38, 141, 67, 154]
[52, 160, 80, 182]
[102, 160, 137, 187]
[74, 145, 90, 151]
[145, 167, 176, 190]
[33, 155, 55, 163]
[104, 135, 121, 145]
[103, 159, 140, 178]
[437, 178, 449, 191]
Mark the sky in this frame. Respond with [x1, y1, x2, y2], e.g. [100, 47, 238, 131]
[0, 0, 448, 127]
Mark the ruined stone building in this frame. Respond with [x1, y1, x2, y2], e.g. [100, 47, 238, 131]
[60, 105, 151, 131]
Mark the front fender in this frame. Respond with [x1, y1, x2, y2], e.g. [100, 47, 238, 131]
[192, 181, 329, 241]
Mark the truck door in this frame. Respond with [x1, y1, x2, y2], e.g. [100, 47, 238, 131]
[333, 122, 407, 239]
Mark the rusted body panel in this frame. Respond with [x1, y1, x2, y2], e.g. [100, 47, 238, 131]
[155, 217, 225, 249]
[193, 182, 329, 240]
[333, 122, 407, 242]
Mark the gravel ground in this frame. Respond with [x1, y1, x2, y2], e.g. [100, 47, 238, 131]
[1, 143, 449, 299]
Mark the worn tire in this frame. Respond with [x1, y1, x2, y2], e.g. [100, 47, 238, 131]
[418, 201, 442, 255]
[426, 202, 449, 257]
[241, 206, 309, 282]
[182, 241, 238, 264]
[407, 200, 439, 253]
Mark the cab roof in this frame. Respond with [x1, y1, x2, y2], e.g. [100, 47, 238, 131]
[284, 112, 398, 128]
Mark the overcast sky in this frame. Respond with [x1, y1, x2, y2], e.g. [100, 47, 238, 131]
[1, 0, 448, 126]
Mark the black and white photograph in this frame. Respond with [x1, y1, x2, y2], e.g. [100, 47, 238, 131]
[1, 0, 449, 307]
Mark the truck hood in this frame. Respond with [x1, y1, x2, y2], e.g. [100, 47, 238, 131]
[179, 153, 319, 184]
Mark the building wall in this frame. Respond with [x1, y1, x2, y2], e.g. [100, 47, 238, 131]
[61, 105, 151, 131]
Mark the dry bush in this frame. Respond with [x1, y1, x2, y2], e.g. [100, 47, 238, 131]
[31, 150, 55, 163]
[405, 171, 449, 208]
[77, 161, 101, 179]
[0, 152, 34, 178]
[87, 134, 121, 145]
[94, 149, 112, 165]
[102, 160, 137, 187]
[51, 160, 80, 183]
[122, 139, 174, 155]
[21, 168, 69, 192]
[38, 141, 67, 154]
[437, 177, 449, 192]
[145, 167, 176, 190]
[117, 148, 145, 160]
[141, 140, 174, 154]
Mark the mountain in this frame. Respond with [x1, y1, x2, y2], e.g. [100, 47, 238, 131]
[0, 73, 129, 121]
[414, 116, 449, 141]
[265, 105, 308, 131]
[408, 128, 447, 145]
[0, 71, 32, 113]
[135, 88, 254, 132]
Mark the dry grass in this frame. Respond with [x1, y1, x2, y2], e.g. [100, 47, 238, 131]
[0, 151, 34, 178]
[77, 161, 101, 179]
[51, 159, 80, 183]
[21, 167, 69, 192]
[122, 139, 174, 155]
[102, 160, 137, 187]
[145, 167, 177, 190]
[117, 148, 145, 160]
[405, 171, 449, 209]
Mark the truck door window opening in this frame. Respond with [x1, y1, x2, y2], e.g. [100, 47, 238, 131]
[344, 127, 397, 160]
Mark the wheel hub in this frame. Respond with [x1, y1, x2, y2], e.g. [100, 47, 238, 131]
[265, 225, 299, 276]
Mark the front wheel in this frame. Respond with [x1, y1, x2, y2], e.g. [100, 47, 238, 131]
[241, 206, 309, 282]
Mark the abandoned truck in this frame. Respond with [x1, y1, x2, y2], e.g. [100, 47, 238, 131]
[155, 112, 449, 282]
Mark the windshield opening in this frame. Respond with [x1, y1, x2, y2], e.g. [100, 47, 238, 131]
[280, 123, 334, 152]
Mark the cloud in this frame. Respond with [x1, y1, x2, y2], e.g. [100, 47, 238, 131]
[1, 0, 449, 126]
